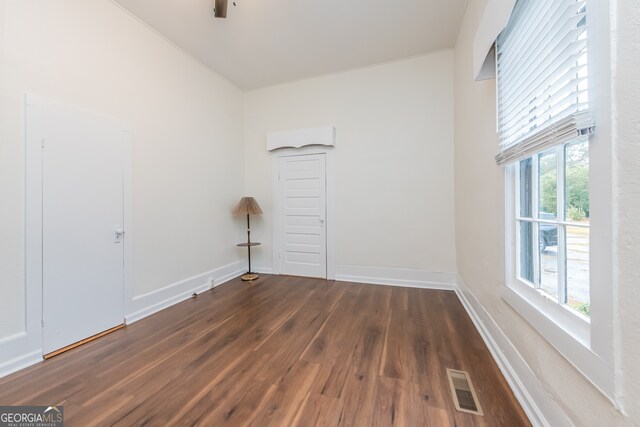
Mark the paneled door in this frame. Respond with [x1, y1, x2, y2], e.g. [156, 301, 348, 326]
[277, 154, 327, 278]
[33, 100, 126, 355]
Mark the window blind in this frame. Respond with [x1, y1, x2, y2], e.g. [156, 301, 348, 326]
[495, 0, 594, 166]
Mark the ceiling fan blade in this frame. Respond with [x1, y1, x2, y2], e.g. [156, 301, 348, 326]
[214, 0, 228, 18]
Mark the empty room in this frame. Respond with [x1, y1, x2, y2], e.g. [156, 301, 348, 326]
[1, 0, 639, 425]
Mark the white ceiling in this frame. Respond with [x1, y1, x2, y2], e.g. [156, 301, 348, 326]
[113, 0, 468, 90]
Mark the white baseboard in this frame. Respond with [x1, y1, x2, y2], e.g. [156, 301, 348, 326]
[0, 332, 43, 379]
[252, 267, 274, 275]
[126, 260, 244, 324]
[455, 275, 571, 427]
[335, 265, 457, 290]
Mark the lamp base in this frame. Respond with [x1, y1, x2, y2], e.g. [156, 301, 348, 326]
[241, 273, 259, 282]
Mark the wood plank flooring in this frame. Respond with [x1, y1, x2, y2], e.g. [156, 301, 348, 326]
[0, 275, 531, 426]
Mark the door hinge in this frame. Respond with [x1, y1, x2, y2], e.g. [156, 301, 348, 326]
[41, 138, 45, 148]
[41, 318, 45, 327]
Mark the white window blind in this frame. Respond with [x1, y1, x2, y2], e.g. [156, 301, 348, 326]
[495, 0, 594, 166]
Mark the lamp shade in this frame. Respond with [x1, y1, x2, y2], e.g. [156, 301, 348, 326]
[232, 197, 263, 215]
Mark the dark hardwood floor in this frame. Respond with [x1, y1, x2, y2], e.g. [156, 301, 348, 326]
[0, 275, 530, 426]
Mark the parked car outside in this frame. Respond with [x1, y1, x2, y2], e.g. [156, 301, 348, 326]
[539, 212, 558, 252]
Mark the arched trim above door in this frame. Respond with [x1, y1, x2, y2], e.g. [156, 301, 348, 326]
[266, 126, 336, 151]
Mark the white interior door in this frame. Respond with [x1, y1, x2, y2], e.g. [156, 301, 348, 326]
[277, 154, 327, 278]
[40, 102, 126, 355]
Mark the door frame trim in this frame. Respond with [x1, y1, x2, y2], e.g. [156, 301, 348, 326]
[24, 94, 133, 357]
[271, 146, 336, 279]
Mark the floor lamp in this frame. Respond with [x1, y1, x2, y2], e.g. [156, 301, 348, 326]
[233, 197, 263, 281]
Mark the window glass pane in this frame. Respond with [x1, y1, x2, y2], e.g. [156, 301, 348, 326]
[519, 158, 533, 217]
[565, 140, 590, 225]
[539, 223, 558, 298]
[539, 150, 557, 220]
[519, 221, 534, 283]
[566, 225, 590, 317]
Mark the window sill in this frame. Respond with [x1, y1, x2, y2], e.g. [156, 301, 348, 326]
[508, 278, 590, 345]
[501, 282, 616, 402]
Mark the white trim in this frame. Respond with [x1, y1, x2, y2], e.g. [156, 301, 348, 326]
[126, 260, 244, 324]
[123, 130, 135, 323]
[335, 266, 457, 290]
[23, 96, 45, 369]
[556, 144, 568, 306]
[476, 44, 496, 81]
[456, 276, 571, 427]
[510, 146, 592, 346]
[0, 333, 42, 378]
[501, 285, 615, 400]
[507, 278, 590, 345]
[473, 0, 515, 80]
[0, 350, 43, 379]
[266, 126, 336, 151]
[505, 148, 617, 402]
[271, 146, 336, 280]
[252, 267, 274, 275]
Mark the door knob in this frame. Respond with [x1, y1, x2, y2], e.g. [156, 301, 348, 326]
[114, 226, 124, 243]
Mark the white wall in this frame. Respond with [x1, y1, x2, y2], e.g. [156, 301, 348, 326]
[243, 53, 457, 283]
[614, 0, 640, 422]
[4, 2, 639, 422]
[454, 0, 640, 424]
[0, 0, 244, 354]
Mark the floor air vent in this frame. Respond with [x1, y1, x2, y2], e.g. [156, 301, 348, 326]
[446, 369, 484, 416]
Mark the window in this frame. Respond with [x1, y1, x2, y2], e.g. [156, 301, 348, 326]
[495, 0, 616, 400]
[497, 0, 593, 321]
[516, 140, 590, 317]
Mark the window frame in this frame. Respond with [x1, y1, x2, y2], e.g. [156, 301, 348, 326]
[516, 142, 591, 316]
[500, 0, 618, 404]
[510, 142, 591, 346]
[504, 135, 615, 399]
